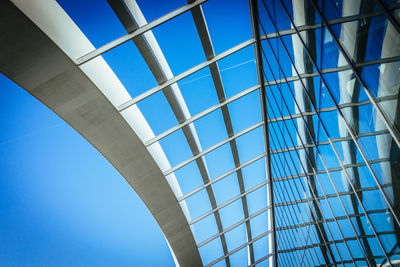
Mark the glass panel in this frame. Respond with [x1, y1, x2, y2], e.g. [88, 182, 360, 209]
[199, 237, 225, 266]
[102, 41, 158, 98]
[137, 0, 186, 22]
[250, 211, 269, 237]
[57, 0, 128, 47]
[174, 161, 204, 195]
[158, 129, 192, 167]
[218, 46, 258, 98]
[253, 234, 270, 262]
[224, 223, 247, 252]
[236, 126, 265, 164]
[138, 91, 178, 135]
[193, 213, 220, 244]
[212, 173, 240, 206]
[178, 67, 220, 116]
[202, 0, 252, 54]
[246, 185, 268, 216]
[229, 246, 249, 267]
[194, 108, 228, 149]
[228, 90, 262, 134]
[242, 157, 267, 191]
[152, 11, 206, 75]
[219, 199, 245, 229]
[185, 188, 212, 220]
[205, 143, 236, 180]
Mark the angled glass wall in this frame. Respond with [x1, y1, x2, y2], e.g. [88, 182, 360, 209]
[256, 0, 400, 265]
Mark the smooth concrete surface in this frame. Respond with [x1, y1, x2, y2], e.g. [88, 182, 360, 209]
[0, 1, 201, 266]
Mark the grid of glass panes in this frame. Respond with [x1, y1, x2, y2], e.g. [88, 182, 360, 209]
[60, 0, 275, 266]
[257, 0, 400, 265]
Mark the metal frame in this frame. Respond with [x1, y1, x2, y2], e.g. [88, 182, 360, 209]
[75, 0, 208, 65]
[266, 0, 399, 264]
[249, 1, 277, 265]
[6, 0, 400, 265]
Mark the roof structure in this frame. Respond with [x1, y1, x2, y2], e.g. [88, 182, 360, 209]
[1, 0, 400, 266]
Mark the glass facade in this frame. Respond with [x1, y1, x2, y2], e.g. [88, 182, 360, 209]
[6, 0, 400, 265]
[257, 0, 400, 265]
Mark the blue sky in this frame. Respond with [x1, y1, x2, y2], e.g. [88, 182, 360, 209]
[0, 73, 174, 266]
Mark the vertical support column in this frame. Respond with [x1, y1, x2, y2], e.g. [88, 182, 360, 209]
[249, 0, 277, 266]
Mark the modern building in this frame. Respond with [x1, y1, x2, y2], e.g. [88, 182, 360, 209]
[1, 0, 399, 266]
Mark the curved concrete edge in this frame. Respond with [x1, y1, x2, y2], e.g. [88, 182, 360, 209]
[0, 2, 202, 266]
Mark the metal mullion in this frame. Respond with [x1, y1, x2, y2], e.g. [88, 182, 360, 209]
[277, 208, 391, 231]
[257, 18, 346, 265]
[270, 145, 321, 266]
[275, 185, 388, 208]
[262, 62, 336, 267]
[117, 38, 254, 112]
[129, 63, 400, 150]
[198, 206, 270, 247]
[249, 1, 277, 265]
[249, 253, 273, 267]
[188, 161, 391, 230]
[144, 84, 260, 147]
[75, 0, 207, 65]
[274, 230, 293, 266]
[275, 230, 295, 267]
[261, 14, 351, 264]
[272, 196, 299, 266]
[308, 0, 400, 228]
[271, 176, 310, 266]
[270, 160, 320, 266]
[278, 0, 396, 263]
[269, 137, 327, 266]
[108, 2, 230, 265]
[206, 230, 272, 267]
[267, 113, 331, 266]
[381, 239, 400, 267]
[312, 0, 400, 150]
[163, 121, 263, 176]
[266, 89, 341, 266]
[274, 157, 390, 182]
[273, 162, 319, 267]
[259, 4, 400, 41]
[263, 54, 400, 88]
[264, 47, 360, 267]
[257, 4, 379, 264]
[267, 65, 328, 267]
[270, 129, 389, 154]
[374, 0, 400, 34]
[179, 152, 267, 201]
[280, 231, 396, 254]
[189, 179, 268, 225]
[268, 94, 399, 124]
[186, 7, 257, 263]
[270, 0, 393, 264]
[263, 43, 384, 264]
[272, 203, 303, 266]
